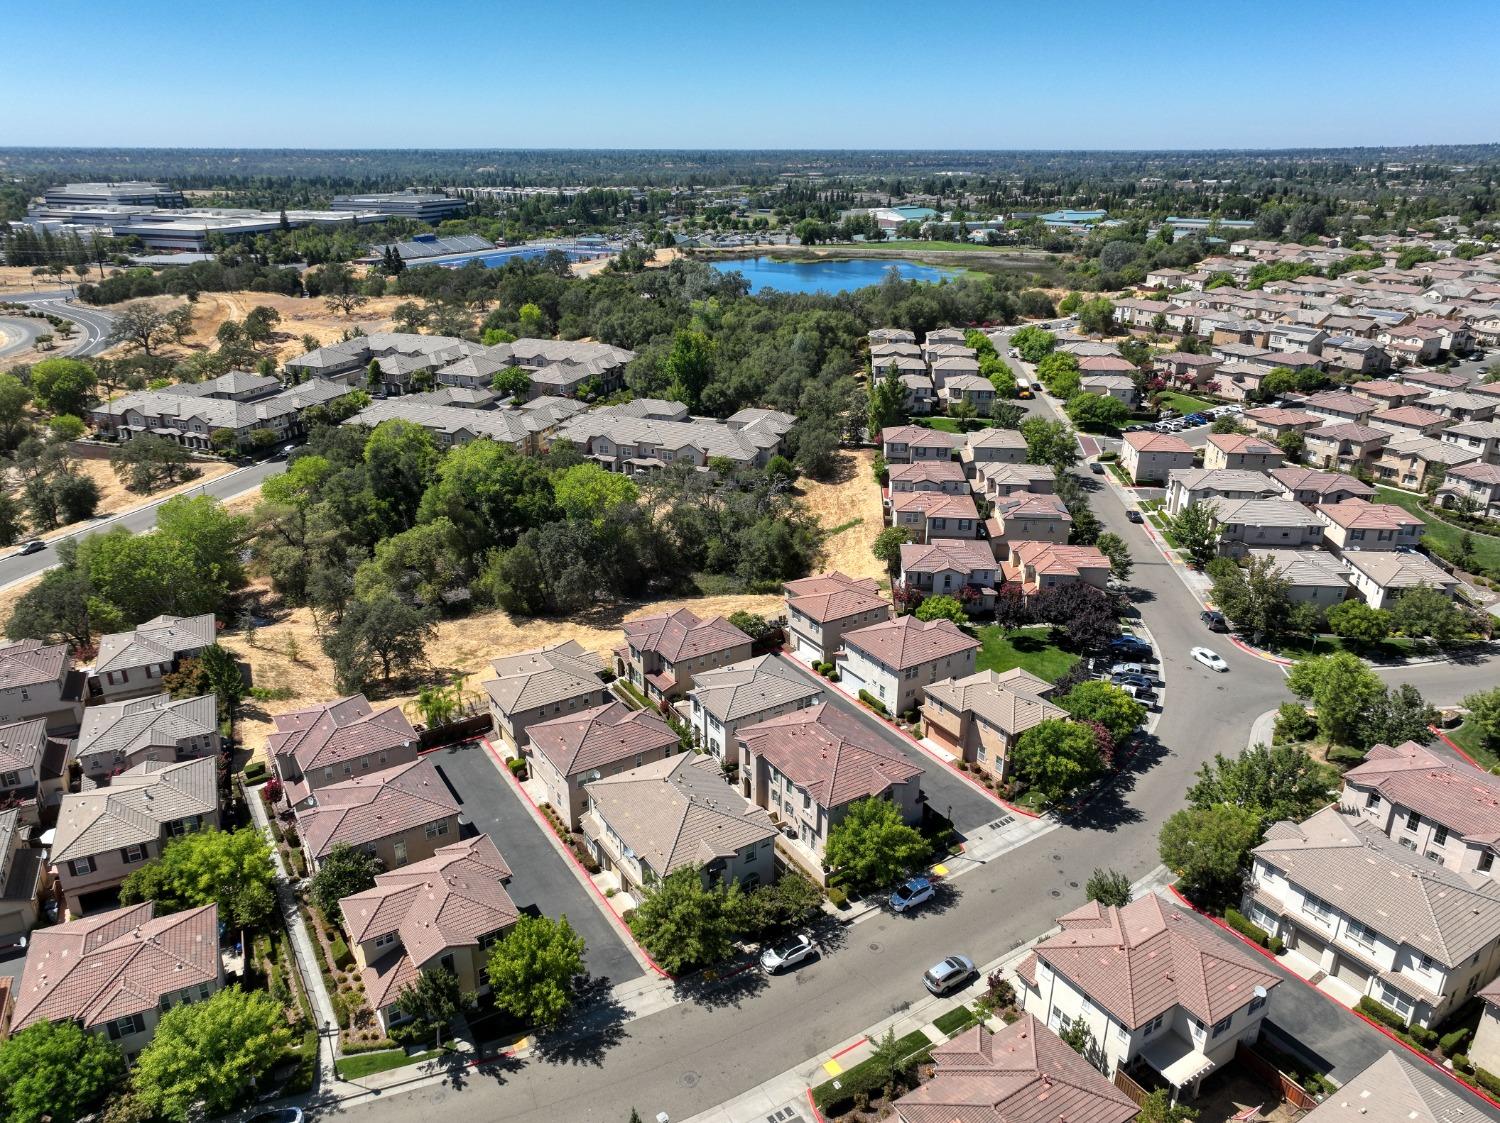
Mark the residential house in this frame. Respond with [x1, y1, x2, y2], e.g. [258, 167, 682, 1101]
[1303, 423, 1390, 472]
[975, 462, 1056, 500]
[1441, 420, 1500, 465]
[10, 902, 222, 1061]
[1078, 354, 1138, 380]
[527, 701, 678, 829]
[1164, 469, 1279, 517]
[1371, 406, 1452, 439]
[1376, 433, 1479, 491]
[553, 407, 786, 473]
[784, 572, 890, 666]
[1121, 431, 1194, 484]
[1356, 381, 1429, 409]
[1002, 541, 1112, 596]
[88, 387, 312, 452]
[1243, 407, 1324, 441]
[482, 641, 609, 751]
[836, 615, 979, 716]
[75, 693, 219, 783]
[1081, 373, 1140, 405]
[886, 459, 969, 495]
[0, 808, 46, 943]
[1438, 461, 1500, 518]
[298, 757, 460, 873]
[1475, 979, 1500, 1074]
[892, 1014, 1139, 1123]
[339, 835, 518, 1033]
[1267, 467, 1375, 507]
[51, 757, 218, 917]
[688, 655, 822, 763]
[941, 373, 997, 410]
[1296, 1053, 1473, 1123]
[0, 718, 69, 820]
[1146, 267, 1189, 288]
[957, 428, 1028, 476]
[985, 493, 1071, 554]
[584, 753, 777, 894]
[1015, 895, 1281, 1099]
[900, 373, 937, 414]
[1202, 497, 1326, 555]
[1419, 390, 1497, 423]
[736, 703, 923, 864]
[1214, 363, 1269, 402]
[922, 668, 1064, 783]
[1301, 390, 1378, 425]
[1378, 325, 1443, 365]
[1315, 499, 1425, 553]
[89, 614, 217, 703]
[0, 640, 85, 735]
[1267, 324, 1328, 354]
[1401, 368, 1469, 392]
[869, 327, 917, 344]
[1343, 551, 1459, 610]
[1203, 433, 1284, 472]
[1340, 740, 1499, 882]
[881, 425, 960, 464]
[900, 539, 1001, 613]
[267, 695, 419, 803]
[1114, 297, 1173, 329]
[1244, 806, 1500, 1028]
[890, 490, 982, 544]
[617, 607, 753, 703]
[1248, 549, 1352, 609]
[1153, 353, 1221, 387]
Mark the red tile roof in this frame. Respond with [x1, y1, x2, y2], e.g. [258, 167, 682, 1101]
[1344, 741, 1500, 846]
[889, 491, 981, 519]
[1124, 431, 1193, 454]
[1315, 498, 1424, 531]
[528, 700, 677, 779]
[1207, 432, 1279, 455]
[296, 757, 459, 860]
[841, 614, 980, 671]
[1374, 406, 1447, 428]
[881, 424, 961, 449]
[785, 572, 888, 625]
[267, 694, 417, 776]
[735, 702, 922, 808]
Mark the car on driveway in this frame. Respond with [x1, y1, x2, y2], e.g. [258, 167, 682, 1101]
[1190, 646, 1228, 672]
[761, 933, 817, 974]
[890, 876, 935, 913]
[923, 954, 977, 996]
[1126, 509, 1144, 524]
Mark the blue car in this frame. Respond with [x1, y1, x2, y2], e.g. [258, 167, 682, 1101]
[891, 876, 935, 913]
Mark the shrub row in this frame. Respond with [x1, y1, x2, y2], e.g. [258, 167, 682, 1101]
[507, 756, 528, 779]
[858, 689, 888, 715]
[243, 760, 267, 782]
[1223, 908, 1284, 954]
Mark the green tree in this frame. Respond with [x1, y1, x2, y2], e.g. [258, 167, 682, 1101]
[110, 434, 194, 493]
[307, 842, 381, 921]
[77, 530, 214, 624]
[628, 866, 740, 973]
[324, 594, 437, 690]
[30, 357, 98, 417]
[48, 413, 87, 442]
[105, 302, 173, 357]
[0, 1018, 125, 1123]
[416, 436, 557, 560]
[987, 399, 1027, 429]
[1065, 391, 1130, 430]
[1286, 652, 1386, 748]
[1076, 297, 1116, 335]
[731, 873, 825, 937]
[517, 302, 549, 337]
[872, 525, 913, 574]
[554, 462, 639, 523]
[915, 594, 969, 626]
[391, 968, 474, 1048]
[1277, 429, 1304, 461]
[363, 418, 441, 538]
[130, 987, 290, 1123]
[1059, 680, 1146, 742]
[4, 554, 95, 647]
[155, 494, 249, 596]
[1365, 683, 1437, 749]
[0, 373, 34, 451]
[1326, 600, 1391, 645]
[1085, 867, 1132, 908]
[1010, 326, 1056, 363]
[0, 488, 22, 548]
[163, 644, 247, 720]
[1036, 351, 1081, 395]
[491, 367, 533, 398]
[1136, 1088, 1199, 1123]
[1012, 719, 1105, 804]
[1205, 555, 1289, 642]
[865, 1027, 913, 1101]
[1172, 503, 1220, 568]
[1158, 804, 1263, 906]
[1462, 687, 1500, 747]
[662, 329, 716, 413]
[823, 797, 929, 889]
[1185, 743, 1337, 824]
[1095, 531, 1132, 580]
[486, 914, 587, 1030]
[1019, 416, 1079, 471]
[867, 363, 907, 438]
[1388, 585, 1468, 646]
[120, 827, 276, 929]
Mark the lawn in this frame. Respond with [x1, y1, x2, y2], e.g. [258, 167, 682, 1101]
[933, 1003, 981, 1036]
[916, 416, 993, 433]
[1267, 633, 1425, 662]
[335, 1048, 442, 1080]
[1374, 486, 1500, 577]
[613, 679, 650, 710]
[1156, 392, 1215, 416]
[1447, 720, 1500, 771]
[811, 1029, 933, 1111]
[975, 625, 1078, 682]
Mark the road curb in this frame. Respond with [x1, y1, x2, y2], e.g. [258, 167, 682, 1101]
[1428, 724, 1486, 770]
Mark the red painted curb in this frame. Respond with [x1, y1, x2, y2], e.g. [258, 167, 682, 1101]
[1429, 724, 1484, 770]
[806, 1086, 825, 1123]
[1165, 887, 1500, 1110]
[830, 1035, 869, 1061]
[477, 735, 671, 980]
[1226, 634, 1294, 667]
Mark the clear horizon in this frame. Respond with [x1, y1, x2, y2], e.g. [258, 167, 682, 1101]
[12, 0, 1500, 150]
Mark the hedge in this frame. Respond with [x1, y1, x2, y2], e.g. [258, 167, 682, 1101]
[858, 689, 888, 715]
[811, 1030, 930, 1114]
[1440, 1026, 1472, 1057]
[1358, 996, 1409, 1031]
[827, 886, 849, 908]
[1473, 1066, 1500, 1097]
[244, 760, 267, 781]
[1224, 908, 1269, 947]
[281, 1029, 318, 1095]
[330, 934, 354, 970]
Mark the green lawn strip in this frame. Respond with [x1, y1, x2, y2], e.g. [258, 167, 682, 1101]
[1107, 461, 1134, 487]
[1374, 487, 1500, 577]
[336, 1048, 442, 1080]
[933, 1003, 981, 1036]
[811, 1029, 934, 1107]
[1448, 720, 1500, 771]
[1157, 392, 1215, 416]
[1015, 788, 1053, 813]
[824, 517, 864, 537]
[614, 679, 650, 710]
[975, 625, 1078, 682]
[1268, 634, 1423, 661]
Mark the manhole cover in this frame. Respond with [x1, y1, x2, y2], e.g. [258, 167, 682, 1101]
[1068, 881, 1079, 888]
[1050, 889, 1061, 897]
[868, 942, 881, 952]
[680, 1071, 701, 1088]
[1051, 854, 1062, 861]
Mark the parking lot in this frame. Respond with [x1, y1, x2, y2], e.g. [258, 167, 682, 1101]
[423, 740, 645, 986]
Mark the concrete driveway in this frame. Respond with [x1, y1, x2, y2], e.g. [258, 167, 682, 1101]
[421, 740, 644, 987]
[768, 654, 1011, 837]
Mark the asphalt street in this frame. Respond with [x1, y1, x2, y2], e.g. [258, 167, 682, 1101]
[0, 314, 48, 359]
[3, 288, 117, 357]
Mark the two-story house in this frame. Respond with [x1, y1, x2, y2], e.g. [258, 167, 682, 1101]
[1371, 406, 1452, 440]
[89, 614, 217, 703]
[1301, 390, 1379, 425]
[1375, 432, 1477, 491]
[1015, 895, 1280, 1101]
[482, 640, 610, 751]
[1202, 433, 1284, 472]
[584, 753, 777, 896]
[268, 694, 418, 804]
[1122, 431, 1194, 484]
[1440, 420, 1500, 465]
[736, 703, 922, 872]
[886, 459, 969, 497]
[1243, 407, 1324, 442]
[10, 901, 223, 1062]
[923, 668, 1064, 783]
[837, 615, 979, 717]
[1201, 496, 1326, 556]
[527, 701, 679, 829]
[986, 493, 1071, 555]
[1439, 462, 1500, 519]
[899, 538, 1001, 613]
[958, 429, 1029, 478]
[0, 717, 70, 821]
[1245, 806, 1500, 1028]
[1267, 467, 1375, 508]
[1001, 541, 1112, 596]
[881, 425, 960, 465]
[1315, 499, 1425, 553]
[784, 572, 890, 666]
[0, 639, 85, 735]
[617, 608, 753, 703]
[975, 462, 1056, 501]
[51, 757, 219, 917]
[889, 490, 982, 544]
[0, 807, 47, 944]
[296, 756, 461, 872]
[1303, 423, 1390, 472]
[1248, 549, 1353, 609]
[74, 693, 219, 784]
[688, 655, 822, 764]
[1164, 469, 1279, 518]
[1342, 550, 1458, 610]
[339, 835, 518, 1033]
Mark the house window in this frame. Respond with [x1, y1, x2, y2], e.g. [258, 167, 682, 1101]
[1365, 791, 1381, 810]
[1211, 1014, 1234, 1038]
[1419, 954, 1435, 973]
[1406, 811, 1421, 831]
[1345, 919, 1377, 951]
[0, 770, 18, 788]
[1249, 993, 1268, 1015]
[1480, 852, 1494, 873]
[424, 819, 449, 839]
[1142, 1013, 1164, 1037]
[1379, 983, 1414, 1019]
[1433, 826, 1448, 846]
[122, 844, 148, 864]
[105, 1013, 145, 1040]
[70, 856, 96, 877]
[374, 932, 398, 949]
[1302, 893, 1334, 924]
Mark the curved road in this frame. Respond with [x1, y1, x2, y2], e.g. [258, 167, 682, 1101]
[2, 289, 117, 357]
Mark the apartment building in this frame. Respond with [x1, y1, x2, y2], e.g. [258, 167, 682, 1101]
[617, 607, 753, 703]
[687, 656, 822, 764]
[922, 668, 1063, 783]
[0, 639, 86, 734]
[527, 701, 679, 829]
[90, 614, 217, 703]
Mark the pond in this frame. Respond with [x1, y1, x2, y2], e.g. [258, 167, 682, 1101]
[709, 255, 961, 295]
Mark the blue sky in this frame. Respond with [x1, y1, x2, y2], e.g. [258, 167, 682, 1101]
[11, 0, 1500, 149]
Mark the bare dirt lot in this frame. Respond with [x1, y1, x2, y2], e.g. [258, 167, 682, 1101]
[800, 448, 886, 582]
[222, 588, 783, 760]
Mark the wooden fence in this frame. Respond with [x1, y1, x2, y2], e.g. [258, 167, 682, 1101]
[1235, 1041, 1323, 1111]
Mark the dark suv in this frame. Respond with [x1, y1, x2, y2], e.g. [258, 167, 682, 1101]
[1200, 610, 1228, 633]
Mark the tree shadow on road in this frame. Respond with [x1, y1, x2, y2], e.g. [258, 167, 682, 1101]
[529, 982, 630, 1067]
[1061, 734, 1169, 833]
[671, 954, 770, 1009]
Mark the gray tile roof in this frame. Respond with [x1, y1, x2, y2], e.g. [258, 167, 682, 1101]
[0, 639, 71, 691]
[482, 640, 606, 714]
[1299, 1052, 1473, 1123]
[0, 718, 48, 774]
[924, 669, 1063, 738]
[94, 614, 216, 676]
[688, 655, 823, 723]
[76, 693, 217, 771]
[1343, 740, 1500, 846]
[52, 756, 218, 862]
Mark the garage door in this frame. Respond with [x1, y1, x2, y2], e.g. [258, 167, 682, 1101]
[840, 665, 867, 694]
[1287, 924, 1328, 962]
[1334, 956, 1372, 989]
[928, 721, 960, 752]
[794, 636, 820, 664]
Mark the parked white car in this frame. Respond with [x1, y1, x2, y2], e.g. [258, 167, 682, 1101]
[1190, 646, 1228, 672]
